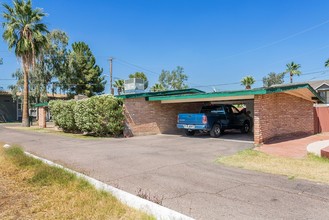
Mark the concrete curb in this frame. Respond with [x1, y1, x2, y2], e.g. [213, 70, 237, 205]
[3, 144, 194, 220]
[307, 140, 329, 156]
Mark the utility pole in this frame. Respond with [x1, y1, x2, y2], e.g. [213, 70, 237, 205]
[109, 57, 114, 95]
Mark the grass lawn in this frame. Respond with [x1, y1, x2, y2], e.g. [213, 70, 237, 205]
[0, 143, 153, 220]
[4, 125, 102, 140]
[217, 149, 329, 184]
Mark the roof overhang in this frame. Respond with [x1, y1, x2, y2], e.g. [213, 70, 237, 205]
[158, 95, 255, 103]
[116, 88, 205, 99]
[148, 84, 324, 104]
[33, 102, 48, 107]
[315, 82, 329, 90]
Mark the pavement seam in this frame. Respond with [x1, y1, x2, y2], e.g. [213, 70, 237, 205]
[109, 161, 193, 182]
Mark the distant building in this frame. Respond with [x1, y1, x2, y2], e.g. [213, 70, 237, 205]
[308, 80, 329, 104]
[0, 91, 67, 122]
[0, 91, 17, 122]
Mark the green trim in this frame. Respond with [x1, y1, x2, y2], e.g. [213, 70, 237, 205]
[148, 83, 324, 102]
[116, 88, 205, 99]
[33, 102, 48, 107]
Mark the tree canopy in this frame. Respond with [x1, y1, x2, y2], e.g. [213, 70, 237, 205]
[9, 30, 69, 103]
[262, 72, 285, 87]
[2, 0, 49, 126]
[158, 66, 188, 90]
[241, 76, 255, 89]
[113, 79, 124, 95]
[285, 62, 301, 83]
[150, 83, 165, 92]
[66, 42, 106, 97]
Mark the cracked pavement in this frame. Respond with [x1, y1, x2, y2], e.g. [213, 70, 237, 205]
[1, 125, 329, 219]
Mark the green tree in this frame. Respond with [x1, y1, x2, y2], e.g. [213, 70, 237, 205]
[67, 42, 105, 97]
[285, 62, 301, 83]
[262, 72, 285, 87]
[158, 66, 188, 90]
[325, 59, 329, 68]
[129, 72, 148, 90]
[44, 30, 70, 93]
[113, 79, 125, 95]
[2, 0, 48, 126]
[9, 30, 70, 104]
[10, 66, 50, 104]
[241, 76, 255, 89]
[150, 83, 165, 92]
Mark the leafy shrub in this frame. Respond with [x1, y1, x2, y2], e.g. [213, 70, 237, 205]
[74, 95, 124, 136]
[49, 100, 79, 132]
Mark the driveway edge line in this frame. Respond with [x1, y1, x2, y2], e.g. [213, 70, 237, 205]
[3, 144, 194, 220]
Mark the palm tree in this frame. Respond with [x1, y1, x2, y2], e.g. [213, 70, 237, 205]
[2, 0, 48, 127]
[285, 62, 301, 83]
[325, 59, 329, 67]
[241, 76, 255, 89]
[113, 79, 125, 95]
[150, 83, 165, 92]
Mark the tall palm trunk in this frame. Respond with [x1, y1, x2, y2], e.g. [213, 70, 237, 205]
[22, 57, 30, 127]
[290, 72, 293, 83]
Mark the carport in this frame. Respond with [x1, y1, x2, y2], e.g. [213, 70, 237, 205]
[120, 83, 322, 144]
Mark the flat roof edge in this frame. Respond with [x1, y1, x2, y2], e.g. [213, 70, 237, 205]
[149, 83, 324, 103]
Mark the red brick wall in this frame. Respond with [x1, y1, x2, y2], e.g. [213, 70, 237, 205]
[124, 98, 203, 135]
[254, 93, 314, 144]
[38, 107, 47, 128]
[314, 106, 329, 133]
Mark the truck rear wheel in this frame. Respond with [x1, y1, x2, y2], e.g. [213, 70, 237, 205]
[185, 130, 195, 136]
[210, 123, 221, 138]
[241, 121, 250, 133]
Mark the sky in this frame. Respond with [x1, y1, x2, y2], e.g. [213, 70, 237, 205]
[1, 0, 329, 93]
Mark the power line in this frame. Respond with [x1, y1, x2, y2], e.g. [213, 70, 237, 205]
[209, 18, 329, 62]
[2, 67, 329, 90]
[264, 43, 329, 67]
[189, 69, 329, 89]
[115, 58, 161, 76]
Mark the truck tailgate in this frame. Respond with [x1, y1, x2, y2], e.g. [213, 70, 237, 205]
[178, 113, 204, 125]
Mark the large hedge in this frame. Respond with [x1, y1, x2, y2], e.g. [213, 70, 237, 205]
[49, 95, 124, 136]
[49, 100, 78, 132]
[75, 96, 124, 136]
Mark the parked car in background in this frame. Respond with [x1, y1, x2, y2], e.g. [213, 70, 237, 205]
[177, 104, 251, 137]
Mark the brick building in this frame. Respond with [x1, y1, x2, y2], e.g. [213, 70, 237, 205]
[0, 91, 67, 122]
[119, 83, 322, 144]
[0, 91, 17, 122]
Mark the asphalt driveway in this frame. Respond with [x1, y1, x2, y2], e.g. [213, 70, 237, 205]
[1, 125, 329, 220]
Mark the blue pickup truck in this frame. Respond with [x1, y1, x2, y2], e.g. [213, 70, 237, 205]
[177, 104, 251, 137]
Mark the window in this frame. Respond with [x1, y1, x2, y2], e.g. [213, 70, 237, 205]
[211, 106, 225, 114]
[201, 105, 225, 114]
[225, 106, 232, 114]
[319, 91, 329, 104]
[231, 106, 240, 114]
